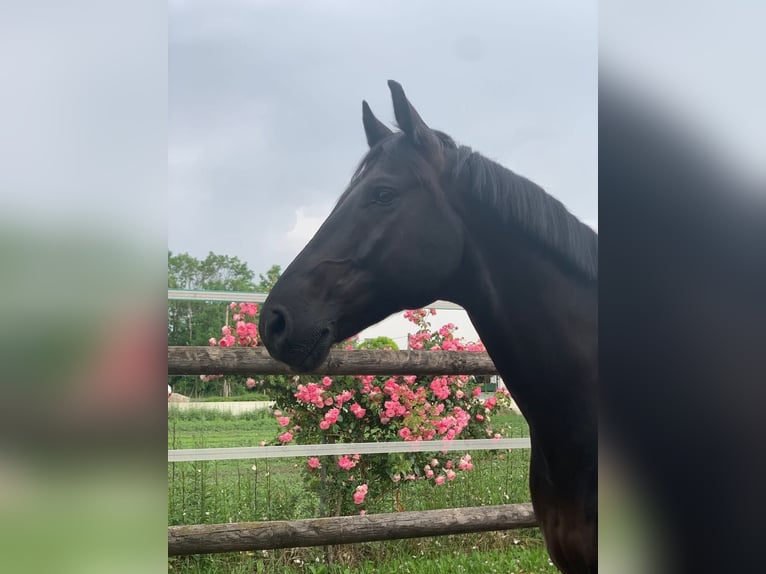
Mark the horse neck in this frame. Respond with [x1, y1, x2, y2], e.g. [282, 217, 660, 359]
[444, 202, 598, 461]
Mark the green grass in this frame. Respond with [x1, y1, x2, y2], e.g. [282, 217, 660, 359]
[196, 394, 272, 402]
[168, 409, 555, 573]
[168, 414, 278, 449]
[169, 540, 555, 573]
[168, 407, 274, 422]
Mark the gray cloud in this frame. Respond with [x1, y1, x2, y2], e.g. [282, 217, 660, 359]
[169, 0, 598, 274]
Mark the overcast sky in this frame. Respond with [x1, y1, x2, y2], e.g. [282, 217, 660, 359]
[168, 0, 598, 344]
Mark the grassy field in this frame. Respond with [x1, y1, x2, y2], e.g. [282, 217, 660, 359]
[193, 394, 272, 402]
[168, 408, 278, 449]
[168, 407, 556, 573]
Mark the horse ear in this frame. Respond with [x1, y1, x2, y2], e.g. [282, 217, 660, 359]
[388, 80, 438, 150]
[362, 100, 393, 147]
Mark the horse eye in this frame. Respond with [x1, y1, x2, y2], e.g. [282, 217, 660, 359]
[373, 188, 396, 205]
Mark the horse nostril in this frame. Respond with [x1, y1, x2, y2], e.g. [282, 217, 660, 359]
[269, 308, 287, 338]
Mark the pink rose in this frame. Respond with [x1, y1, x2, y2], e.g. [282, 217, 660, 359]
[349, 403, 366, 419]
[353, 484, 368, 504]
[324, 408, 340, 425]
[338, 455, 356, 470]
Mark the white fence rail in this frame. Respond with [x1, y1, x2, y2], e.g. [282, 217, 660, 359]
[169, 438, 531, 462]
[168, 288, 464, 310]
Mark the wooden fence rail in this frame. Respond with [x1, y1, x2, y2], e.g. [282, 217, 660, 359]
[168, 347, 498, 376]
[168, 503, 536, 555]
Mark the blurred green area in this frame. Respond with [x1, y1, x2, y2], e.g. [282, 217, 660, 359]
[0, 223, 167, 572]
[1, 462, 166, 573]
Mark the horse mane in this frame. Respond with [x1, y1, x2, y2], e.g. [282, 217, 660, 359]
[445, 136, 598, 281]
[337, 131, 598, 281]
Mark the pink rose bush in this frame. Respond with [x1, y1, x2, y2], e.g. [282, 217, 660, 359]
[209, 304, 512, 516]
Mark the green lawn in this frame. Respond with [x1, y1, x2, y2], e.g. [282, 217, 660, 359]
[195, 394, 272, 402]
[169, 541, 555, 573]
[168, 413, 278, 449]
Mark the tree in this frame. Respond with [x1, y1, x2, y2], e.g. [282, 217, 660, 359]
[256, 264, 281, 293]
[169, 251, 273, 397]
[168, 251, 258, 347]
[355, 336, 399, 350]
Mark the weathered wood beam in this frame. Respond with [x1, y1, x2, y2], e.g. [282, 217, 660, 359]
[168, 503, 536, 555]
[168, 347, 498, 376]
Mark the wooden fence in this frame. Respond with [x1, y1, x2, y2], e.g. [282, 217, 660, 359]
[167, 345, 537, 555]
[169, 504, 537, 556]
[168, 347, 499, 376]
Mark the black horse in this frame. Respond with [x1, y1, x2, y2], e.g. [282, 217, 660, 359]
[259, 81, 597, 573]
